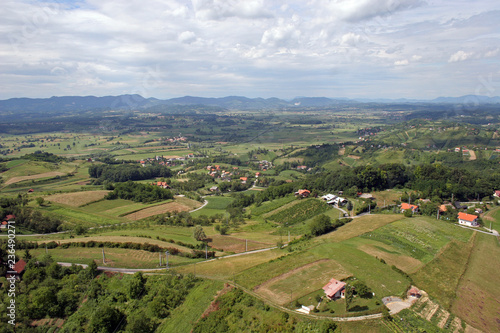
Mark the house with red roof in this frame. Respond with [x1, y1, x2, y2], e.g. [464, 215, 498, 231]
[400, 203, 418, 213]
[494, 190, 500, 198]
[322, 278, 346, 300]
[6, 259, 27, 280]
[408, 287, 421, 298]
[457, 212, 479, 227]
[295, 189, 311, 198]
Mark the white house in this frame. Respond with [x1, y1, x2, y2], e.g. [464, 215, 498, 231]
[457, 212, 479, 227]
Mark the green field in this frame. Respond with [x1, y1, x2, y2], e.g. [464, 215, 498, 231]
[359, 217, 473, 263]
[452, 233, 500, 333]
[190, 195, 234, 217]
[412, 236, 475, 309]
[31, 247, 198, 269]
[158, 279, 224, 333]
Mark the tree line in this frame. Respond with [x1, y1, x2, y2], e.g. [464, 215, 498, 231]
[89, 163, 172, 183]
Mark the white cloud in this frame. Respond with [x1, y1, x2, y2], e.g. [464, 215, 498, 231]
[0, 1, 499, 99]
[485, 48, 499, 57]
[178, 31, 196, 44]
[324, 0, 425, 22]
[340, 32, 363, 46]
[448, 50, 472, 62]
[192, 0, 272, 21]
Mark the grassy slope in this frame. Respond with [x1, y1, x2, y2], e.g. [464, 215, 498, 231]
[411, 234, 476, 309]
[158, 279, 224, 333]
[452, 233, 500, 333]
[31, 247, 197, 269]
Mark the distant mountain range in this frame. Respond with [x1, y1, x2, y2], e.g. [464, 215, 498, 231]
[1, 94, 500, 113]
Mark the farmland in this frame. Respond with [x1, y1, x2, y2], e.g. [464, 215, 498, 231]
[1, 106, 500, 332]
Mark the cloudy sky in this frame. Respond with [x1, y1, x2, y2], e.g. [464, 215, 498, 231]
[1, 0, 499, 100]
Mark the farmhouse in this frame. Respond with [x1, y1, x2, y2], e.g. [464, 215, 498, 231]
[295, 189, 311, 198]
[494, 190, 500, 198]
[400, 203, 418, 213]
[321, 194, 337, 201]
[154, 181, 170, 189]
[457, 212, 479, 227]
[322, 278, 346, 299]
[6, 259, 27, 280]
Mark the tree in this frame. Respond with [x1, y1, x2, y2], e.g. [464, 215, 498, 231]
[346, 200, 353, 211]
[88, 304, 123, 333]
[309, 214, 332, 236]
[403, 209, 413, 218]
[353, 281, 372, 298]
[193, 225, 207, 241]
[35, 197, 45, 206]
[345, 284, 354, 311]
[87, 260, 98, 280]
[128, 272, 146, 299]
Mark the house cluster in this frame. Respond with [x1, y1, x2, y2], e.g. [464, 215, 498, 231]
[321, 194, 348, 206]
[139, 153, 195, 167]
[207, 165, 250, 184]
[258, 160, 273, 171]
[0, 214, 15, 230]
[152, 181, 170, 189]
[296, 165, 312, 172]
[399, 200, 482, 227]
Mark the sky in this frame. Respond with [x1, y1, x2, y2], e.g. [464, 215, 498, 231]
[1, 0, 499, 100]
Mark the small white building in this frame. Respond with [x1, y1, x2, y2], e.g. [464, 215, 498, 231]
[458, 212, 479, 227]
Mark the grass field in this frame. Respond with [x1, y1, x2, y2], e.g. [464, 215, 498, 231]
[452, 233, 500, 333]
[31, 247, 198, 269]
[207, 234, 273, 253]
[412, 235, 475, 309]
[176, 249, 284, 279]
[250, 195, 296, 216]
[50, 236, 195, 252]
[255, 259, 351, 305]
[190, 195, 234, 217]
[123, 197, 202, 220]
[309, 242, 411, 298]
[44, 190, 109, 207]
[359, 217, 473, 263]
[318, 214, 403, 243]
[481, 205, 500, 231]
[234, 251, 323, 290]
[351, 238, 423, 273]
[157, 279, 224, 333]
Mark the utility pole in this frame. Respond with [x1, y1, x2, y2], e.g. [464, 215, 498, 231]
[165, 251, 169, 269]
[205, 244, 208, 260]
[245, 239, 248, 252]
[102, 248, 105, 264]
[159, 252, 162, 266]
